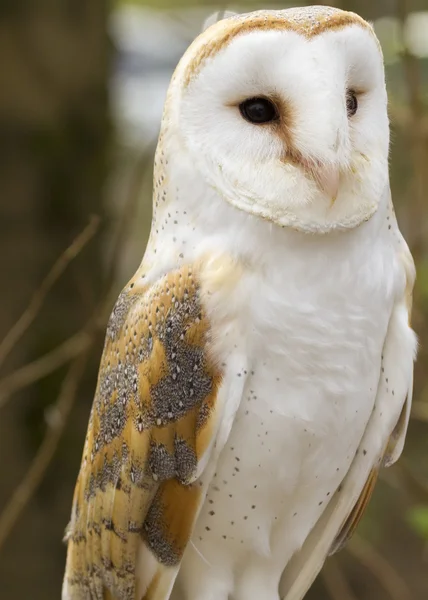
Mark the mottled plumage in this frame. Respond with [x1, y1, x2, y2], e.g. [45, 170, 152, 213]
[63, 6, 416, 600]
[64, 266, 223, 598]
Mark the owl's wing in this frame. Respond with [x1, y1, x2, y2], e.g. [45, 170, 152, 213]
[280, 210, 417, 600]
[62, 263, 243, 600]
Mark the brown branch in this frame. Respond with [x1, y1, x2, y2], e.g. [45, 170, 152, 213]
[0, 351, 89, 552]
[347, 535, 412, 600]
[0, 150, 146, 550]
[0, 303, 114, 410]
[0, 331, 90, 408]
[0, 215, 100, 369]
[0, 119, 150, 555]
[322, 558, 358, 600]
[0, 283, 119, 552]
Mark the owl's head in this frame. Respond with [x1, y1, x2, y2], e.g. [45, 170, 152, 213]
[162, 7, 389, 234]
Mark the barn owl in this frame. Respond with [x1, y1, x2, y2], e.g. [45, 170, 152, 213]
[63, 6, 417, 600]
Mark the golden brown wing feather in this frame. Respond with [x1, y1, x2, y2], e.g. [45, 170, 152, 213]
[63, 264, 222, 599]
[329, 466, 379, 555]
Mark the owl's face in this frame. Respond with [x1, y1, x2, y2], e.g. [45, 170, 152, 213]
[169, 8, 389, 233]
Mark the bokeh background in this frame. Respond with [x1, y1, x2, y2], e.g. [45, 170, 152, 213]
[0, 1, 427, 598]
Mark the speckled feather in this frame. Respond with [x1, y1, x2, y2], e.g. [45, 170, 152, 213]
[63, 266, 222, 599]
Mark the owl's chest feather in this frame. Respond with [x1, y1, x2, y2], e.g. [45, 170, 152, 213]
[222, 264, 388, 487]
[195, 229, 396, 553]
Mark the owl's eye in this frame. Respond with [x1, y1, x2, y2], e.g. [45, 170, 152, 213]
[239, 97, 278, 124]
[346, 90, 358, 117]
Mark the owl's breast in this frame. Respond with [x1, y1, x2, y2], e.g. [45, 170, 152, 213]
[187, 225, 397, 577]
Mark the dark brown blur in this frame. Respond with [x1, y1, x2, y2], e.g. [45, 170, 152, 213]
[0, 1, 427, 599]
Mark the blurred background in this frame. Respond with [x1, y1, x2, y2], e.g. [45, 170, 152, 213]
[0, 1, 427, 598]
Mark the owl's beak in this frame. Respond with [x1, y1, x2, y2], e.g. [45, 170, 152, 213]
[312, 165, 340, 204]
[298, 157, 341, 204]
